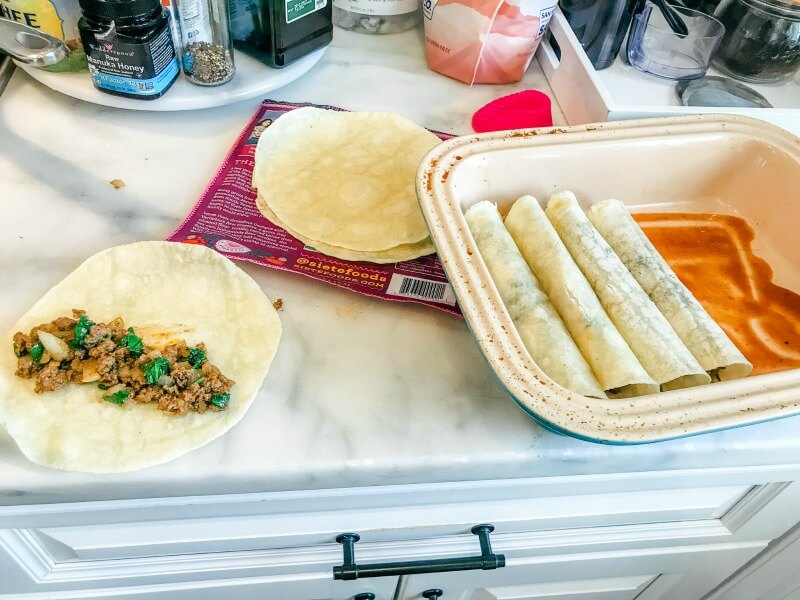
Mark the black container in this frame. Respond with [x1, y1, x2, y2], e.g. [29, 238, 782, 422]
[713, 0, 800, 84]
[560, 0, 640, 70]
[78, 0, 179, 99]
[228, 0, 332, 68]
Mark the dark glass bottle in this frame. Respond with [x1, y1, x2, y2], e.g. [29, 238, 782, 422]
[78, 0, 179, 99]
[560, 0, 641, 70]
[228, 0, 332, 68]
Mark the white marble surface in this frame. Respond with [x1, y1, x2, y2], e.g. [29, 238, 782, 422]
[2, 28, 800, 506]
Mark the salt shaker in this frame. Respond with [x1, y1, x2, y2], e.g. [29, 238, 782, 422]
[177, 0, 235, 85]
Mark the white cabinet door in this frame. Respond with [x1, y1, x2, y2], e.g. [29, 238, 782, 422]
[5, 474, 800, 599]
[783, 586, 800, 600]
[704, 521, 800, 600]
[470, 576, 655, 600]
[402, 543, 761, 600]
[0, 529, 397, 600]
[0, 568, 396, 600]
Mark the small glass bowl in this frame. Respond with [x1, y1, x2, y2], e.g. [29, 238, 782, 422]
[627, 2, 726, 80]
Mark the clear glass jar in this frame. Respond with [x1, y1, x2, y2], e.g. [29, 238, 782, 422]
[712, 0, 800, 83]
[176, 0, 235, 85]
[333, 0, 421, 34]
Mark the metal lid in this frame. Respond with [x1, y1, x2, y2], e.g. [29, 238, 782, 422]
[0, 19, 68, 67]
[676, 76, 773, 108]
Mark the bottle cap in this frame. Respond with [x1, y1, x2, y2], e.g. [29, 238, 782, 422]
[79, 0, 161, 20]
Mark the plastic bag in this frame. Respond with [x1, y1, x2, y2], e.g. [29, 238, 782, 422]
[422, 0, 557, 84]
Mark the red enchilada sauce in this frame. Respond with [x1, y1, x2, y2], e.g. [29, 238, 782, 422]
[634, 213, 800, 376]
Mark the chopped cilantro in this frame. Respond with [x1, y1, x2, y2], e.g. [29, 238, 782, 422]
[210, 392, 230, 409]
[142, 357, 170, 385]
[30, 342, 44, 364]
[71, 314, 95, 349]
[103, 389, 130, 405]
[118, 327, 143, 358]
[98, 383, 110, 390]
[187, 347, 206, 368]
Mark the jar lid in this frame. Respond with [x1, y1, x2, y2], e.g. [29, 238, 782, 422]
[676, 76, 773, 108]
[79, 0, 161, 19]
[732, 0, 800, 15]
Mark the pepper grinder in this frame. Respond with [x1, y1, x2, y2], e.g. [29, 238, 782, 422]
[176, 0, 235, 85]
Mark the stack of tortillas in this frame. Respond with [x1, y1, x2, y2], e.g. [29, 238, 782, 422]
[252, 107, 440, 263]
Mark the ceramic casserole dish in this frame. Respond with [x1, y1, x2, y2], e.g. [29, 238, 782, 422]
[415, 114, 800, 443]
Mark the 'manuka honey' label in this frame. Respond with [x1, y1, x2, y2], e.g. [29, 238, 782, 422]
[81, 25, 179, 97]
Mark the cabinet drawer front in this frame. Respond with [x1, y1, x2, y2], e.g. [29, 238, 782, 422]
[0, 532, 763, 600]
[404, 543, 763, 600]
[471, 575, 655, 600]
[0, 576, 398, 600]
[31, 484, 751, 560]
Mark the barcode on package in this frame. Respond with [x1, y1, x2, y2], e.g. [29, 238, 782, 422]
[386, 274, 457, 306]
[167, 100, 462, 317]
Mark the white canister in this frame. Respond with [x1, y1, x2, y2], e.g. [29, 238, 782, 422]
[333, 0, 421, 33]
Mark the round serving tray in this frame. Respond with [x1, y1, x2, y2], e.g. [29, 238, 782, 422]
[16, 48, 326, 111]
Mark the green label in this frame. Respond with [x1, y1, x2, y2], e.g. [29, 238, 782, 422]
[286, 0, 326, 23]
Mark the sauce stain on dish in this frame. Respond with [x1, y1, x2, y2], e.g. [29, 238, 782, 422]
[635, 212, 800, 375]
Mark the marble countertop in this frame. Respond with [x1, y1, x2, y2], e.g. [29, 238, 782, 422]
[2, 29, 800, 506]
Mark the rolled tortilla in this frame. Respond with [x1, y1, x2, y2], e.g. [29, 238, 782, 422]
[505, 196, 658, 398]
[465, 201, 606, 399]
[588, 199, 753, 381]
[546, 192, 710, 391]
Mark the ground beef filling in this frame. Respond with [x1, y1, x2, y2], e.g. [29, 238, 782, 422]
[13, 310, 235, 416]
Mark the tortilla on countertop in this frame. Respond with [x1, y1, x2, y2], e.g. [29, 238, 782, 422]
[256, 194, 435, 264]
[253, 107, 439, 256]
[0, 242, 282, 473]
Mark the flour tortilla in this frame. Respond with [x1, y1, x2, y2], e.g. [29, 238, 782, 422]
[505, 196, 657, 398]
[256, 194, 435, 264]
[588, 199, 752, 381]
[253, 107, 440, 252]
[465, 201, 606, 399]
[0, 242, 282, 473]
[546, 192, 710, 391]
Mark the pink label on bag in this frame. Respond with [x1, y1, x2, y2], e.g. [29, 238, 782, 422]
[167, 100, 462, 317]
[423, 0, 556, 84]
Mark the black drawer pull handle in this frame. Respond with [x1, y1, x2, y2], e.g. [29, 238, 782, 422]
[354, 594, 376, 600]
[333, 524, 505, 581]
[422, 589, 444, 599]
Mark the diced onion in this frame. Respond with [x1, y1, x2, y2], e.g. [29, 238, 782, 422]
[36, 330, 70, 361]
[81, 359, 100, 383]
[157, 374, 174, 387]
